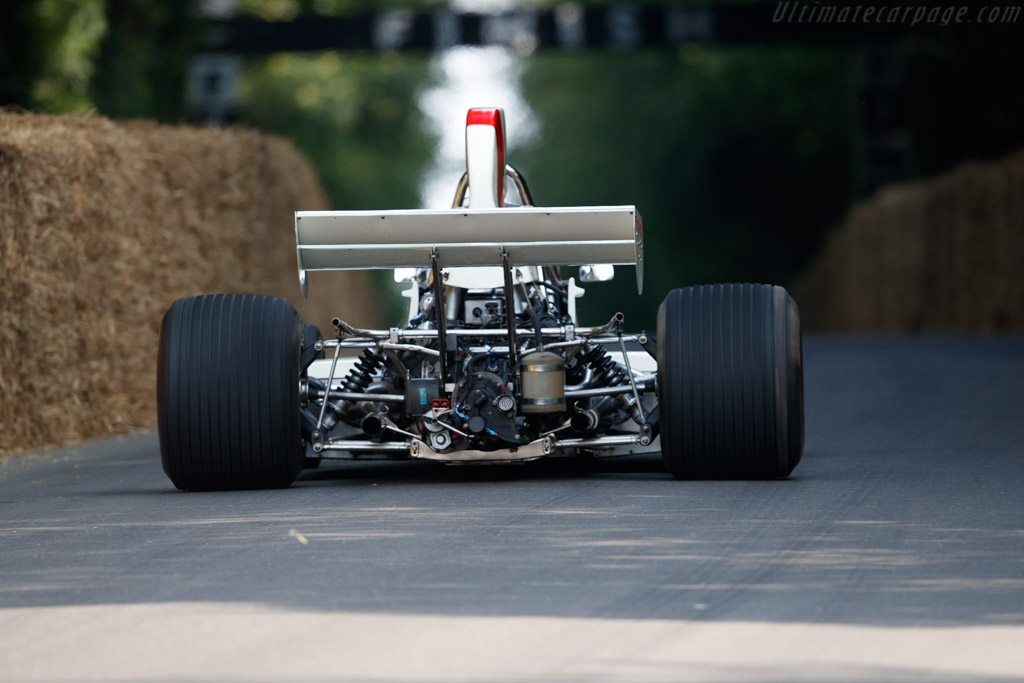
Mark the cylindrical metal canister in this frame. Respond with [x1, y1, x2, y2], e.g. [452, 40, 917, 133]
[520, 351, 565, 413]
[445, 286, 467, 324]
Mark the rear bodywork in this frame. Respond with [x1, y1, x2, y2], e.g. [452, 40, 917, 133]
[296, 108, 659, 464]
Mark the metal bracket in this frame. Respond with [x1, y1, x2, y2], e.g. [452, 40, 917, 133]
[314, 337, 344, 440]
[430, 250, 448, 382]
[617, 329, 648, 427]
[411, 437, 549, 462]
[638, 332, 657, 360]
[310, 430, 325, 453]
[501, 249, 519, 374]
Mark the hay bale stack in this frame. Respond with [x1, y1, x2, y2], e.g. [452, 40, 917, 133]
[0, 112, 377, 455]
[794, 149, 1024, 332]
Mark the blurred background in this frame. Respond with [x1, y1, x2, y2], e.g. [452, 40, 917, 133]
[3, 0, 1023, 331]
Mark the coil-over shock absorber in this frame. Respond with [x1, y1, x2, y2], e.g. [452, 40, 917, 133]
[579, 345, 631, 387]
[311, 348, 385, 430]
[576, 344, 643, 428]
[341, 348, 385, 394]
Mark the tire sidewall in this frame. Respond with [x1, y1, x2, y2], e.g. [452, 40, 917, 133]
[157, 294, 305, 490]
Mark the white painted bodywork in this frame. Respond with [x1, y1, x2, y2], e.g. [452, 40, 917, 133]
[444, 109, 517, 289]
[566, 276, 585, 324]
[294, 206, 643, 298]
[443, 265, 537, 290]
[466, 124, 501, 209]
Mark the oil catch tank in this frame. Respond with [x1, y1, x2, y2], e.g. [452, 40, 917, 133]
[520, 351, 565, 413]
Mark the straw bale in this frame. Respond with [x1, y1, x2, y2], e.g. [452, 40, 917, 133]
[0, 111, 377, 456]
[793, 149, 1024, 332]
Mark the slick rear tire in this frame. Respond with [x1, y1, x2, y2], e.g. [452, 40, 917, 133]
[158, 294, 305, 490]
[657, 283, 804, 479]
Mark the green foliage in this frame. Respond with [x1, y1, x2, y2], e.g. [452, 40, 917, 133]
[31, 0, 106, 113]
[239, 51, 435, 211]
[8, 1, 1022, 335]
[237, 0, 445, 20]
[90, 0, 198, 121]
[0, 0, 197, 119]
[0, 0, 107, 113]
[0, 1, 39, 106]
[519, 46, 854, 329]
[237, 51, 438, 323]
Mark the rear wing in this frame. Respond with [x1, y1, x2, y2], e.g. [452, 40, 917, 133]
[294, 206, 644, 298]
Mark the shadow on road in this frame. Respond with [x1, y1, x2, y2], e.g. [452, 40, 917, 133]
[298, 452, 669, 485]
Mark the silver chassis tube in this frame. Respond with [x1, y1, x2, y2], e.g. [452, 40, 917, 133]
[551, 434, 644, 450]
[319, 438, 550, 462]
[382, 342, 441, 357]
[564, 383, 652, 399]
[323, 328, 571, 342]
[314, 390, 405, 403]
[453, 165, 535, 209]
[314, 383, 650, 403]
[320, 327, 631, 344]
[518, 335, 640, 355]
[322, 335, 645, 356]
[317, 432, 652, 461]
[617, 332, 648, 426]
[314, 339, 344, 437]
[320, 339, 441, 355]
[321, 440, 411, 453]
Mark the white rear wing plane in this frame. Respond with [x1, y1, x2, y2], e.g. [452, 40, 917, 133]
[294, 205, 644, 298]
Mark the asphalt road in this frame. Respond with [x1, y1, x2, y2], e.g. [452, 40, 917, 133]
[2, 338, 1023, 682]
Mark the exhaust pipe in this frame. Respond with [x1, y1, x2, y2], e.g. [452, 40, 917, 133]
[570, 409, 599, 433]
[362, 413, 387, 437]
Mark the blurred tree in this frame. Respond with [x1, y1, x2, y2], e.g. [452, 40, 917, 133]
[90, 0, 198, 121]
[32, 0, 107, 113]
[239, 51, 435, 211]
[237, 0, 444, 20]
[233, 1, 446, 325]
[519, 47, 855, 329]
[5, 0, 1024, 334]
[238, 50, 437, 322]
[0, 1, 43, 108]
[0, 0, 106, 113]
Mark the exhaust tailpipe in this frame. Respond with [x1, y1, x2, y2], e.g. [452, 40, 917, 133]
[362, 413, 387, 437]
[570, 409, 599, 433]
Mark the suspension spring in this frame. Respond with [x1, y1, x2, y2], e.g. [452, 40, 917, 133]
[340, 348, 385, 394]
[313, 348, 386, 431]
[579, 345, 630, 387]
[578, 344, 645, 428]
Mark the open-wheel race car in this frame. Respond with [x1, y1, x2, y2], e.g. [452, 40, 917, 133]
[157, 108, 803, 490]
